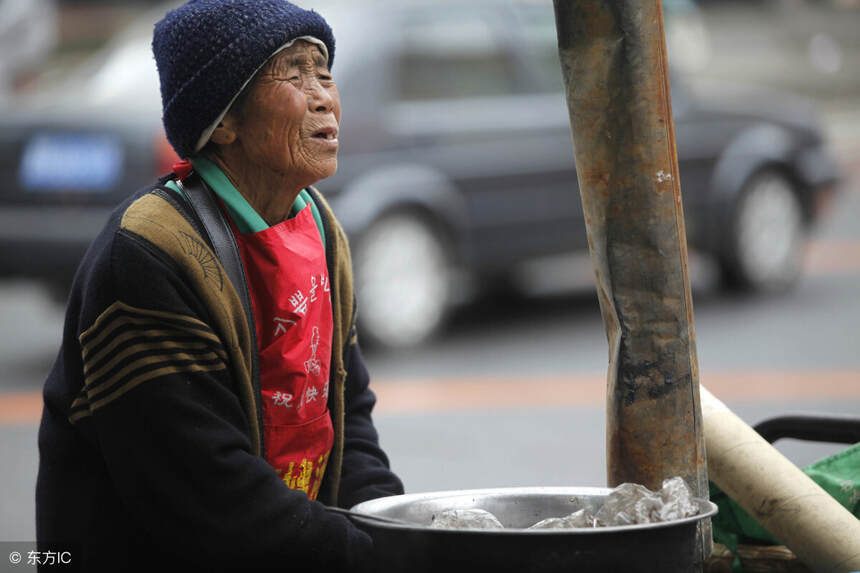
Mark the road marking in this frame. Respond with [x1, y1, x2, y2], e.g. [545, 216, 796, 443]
[0, 391, 43, 425]
[6, 369, 858, 424]
[371, 369, 860, 414]
[805, 240, 860, 275]
[835, 148, 860, 187]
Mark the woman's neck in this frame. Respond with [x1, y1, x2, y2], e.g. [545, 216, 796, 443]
[207, 151, 303, 226]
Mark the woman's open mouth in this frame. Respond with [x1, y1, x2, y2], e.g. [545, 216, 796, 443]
[311, 127, 339, 144]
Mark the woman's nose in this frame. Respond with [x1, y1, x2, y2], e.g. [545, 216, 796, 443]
[306, 80, 334, 113]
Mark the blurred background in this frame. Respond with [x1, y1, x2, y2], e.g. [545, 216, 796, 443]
[1, 0, 859, 542]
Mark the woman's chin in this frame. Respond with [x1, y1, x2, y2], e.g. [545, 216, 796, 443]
[276, 155, 338, 188]
[313, 160, 338, 183]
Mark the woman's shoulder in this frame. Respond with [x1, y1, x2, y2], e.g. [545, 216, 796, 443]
[73, 178, 215, 299]
[74, 180, 185, 269]
[117, 181, 231, 297]
[306, 186, 348, 251]
[65, 180, 217, 337]
[119, 179, 200, 239]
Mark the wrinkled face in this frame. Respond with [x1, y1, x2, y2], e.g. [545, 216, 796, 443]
[230, 40, 340, 186]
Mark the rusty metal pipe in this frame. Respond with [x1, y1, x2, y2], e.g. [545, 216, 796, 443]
[552, 0, 710, 560]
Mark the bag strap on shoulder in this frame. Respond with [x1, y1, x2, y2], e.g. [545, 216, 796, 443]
[176, 173, 265, 456]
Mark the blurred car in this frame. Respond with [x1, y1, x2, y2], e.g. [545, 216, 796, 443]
[0, 0, 840, 349]
[0, 4, 178, 292]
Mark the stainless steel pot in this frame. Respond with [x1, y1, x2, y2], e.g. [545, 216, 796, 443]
[350, 487, 717, 573]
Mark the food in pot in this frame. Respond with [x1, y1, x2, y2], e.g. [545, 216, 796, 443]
[528, 508, 600, 529]
[430, 508, 504, 530]
[428, 477, 699, 530]
[596, 476, 699, 526]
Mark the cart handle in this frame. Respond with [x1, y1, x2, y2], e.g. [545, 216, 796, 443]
[754, 414, 860, 445]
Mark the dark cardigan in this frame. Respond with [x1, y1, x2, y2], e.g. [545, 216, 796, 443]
[35, 179, 403, 572]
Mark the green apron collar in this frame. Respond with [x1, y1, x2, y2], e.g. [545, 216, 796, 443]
[168, 156, 325, 247]
[190, 156, 269, 235]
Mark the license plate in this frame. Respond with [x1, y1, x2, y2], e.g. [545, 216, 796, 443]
[19, 133, 124, 193]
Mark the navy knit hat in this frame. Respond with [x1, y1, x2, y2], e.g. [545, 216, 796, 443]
[152, 0, 335, 158]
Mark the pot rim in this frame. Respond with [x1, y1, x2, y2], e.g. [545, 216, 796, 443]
[349, 486, 718, 534]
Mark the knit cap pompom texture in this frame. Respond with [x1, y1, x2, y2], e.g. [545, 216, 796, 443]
[153, 0, 335, 158]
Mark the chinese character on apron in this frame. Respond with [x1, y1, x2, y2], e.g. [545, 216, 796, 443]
[227, 201, 334, 500]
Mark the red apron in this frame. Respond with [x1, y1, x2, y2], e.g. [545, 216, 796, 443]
[227, 203, 334, 500]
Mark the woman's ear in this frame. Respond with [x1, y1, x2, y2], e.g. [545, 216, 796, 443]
[210, 116, 238, 146]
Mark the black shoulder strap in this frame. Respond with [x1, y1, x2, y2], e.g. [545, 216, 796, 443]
[177, 174, 250, 308]
[177, 173, 264, 456]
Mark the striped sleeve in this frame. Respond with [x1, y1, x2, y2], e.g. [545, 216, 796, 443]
[69, 301, 228, 424]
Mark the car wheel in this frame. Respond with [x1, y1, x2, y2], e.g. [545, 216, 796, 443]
[720, 170, 806, 293]
[354, 212, 452, 349]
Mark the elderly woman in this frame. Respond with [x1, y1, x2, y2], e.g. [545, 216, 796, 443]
[36, 1, 403, 570]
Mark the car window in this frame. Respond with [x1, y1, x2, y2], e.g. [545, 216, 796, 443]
[512, 4, 565, 95]
[396, 12, 518, 101]
[512, 0, 710, 94]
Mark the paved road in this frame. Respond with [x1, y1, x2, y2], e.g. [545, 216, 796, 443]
[2, 108, 859, 545]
